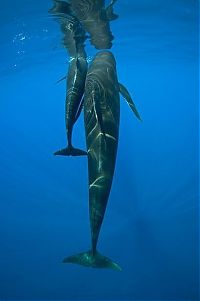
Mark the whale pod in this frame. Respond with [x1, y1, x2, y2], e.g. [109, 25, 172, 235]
[63, 51, 121, 269]
[63, 51, 140, 270]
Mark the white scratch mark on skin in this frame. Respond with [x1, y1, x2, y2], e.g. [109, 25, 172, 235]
[105, 133, 116, 141]
[89, 176, 105, 189]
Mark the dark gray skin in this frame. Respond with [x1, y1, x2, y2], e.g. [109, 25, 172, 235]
[69, 0, 118, 49]
[84, 51, 141, 253]
[49, 0, 88, 156]
[84, 51, 120, 252]
[56, 55, 88, 156]
[63, 51, 141, 270]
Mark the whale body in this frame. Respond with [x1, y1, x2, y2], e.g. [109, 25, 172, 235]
[50, 0, 88, 156]
[63, 51, 141, 270]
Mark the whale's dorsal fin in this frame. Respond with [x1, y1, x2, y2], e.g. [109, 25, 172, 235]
[56, 75, 66, 84]
[119, 82, 142, 121]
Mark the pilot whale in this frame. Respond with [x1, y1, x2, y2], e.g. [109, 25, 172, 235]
[49, 0, 88, 156]
[54, 55, 88, 156]
[63, 51, 141, 270]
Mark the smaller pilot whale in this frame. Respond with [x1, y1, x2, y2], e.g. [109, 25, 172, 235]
[54, 55, 88, 156]
[49, 0, 88, 156]
[63, 51, 141, 270]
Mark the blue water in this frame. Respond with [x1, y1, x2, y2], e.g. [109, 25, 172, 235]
[0, 0, 199, 300]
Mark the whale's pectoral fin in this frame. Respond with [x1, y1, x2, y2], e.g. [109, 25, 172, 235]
[56, 57, 83, 85]
[54, 146, 87, 156]
[119, 82, 142, 121]
[55, 75, 66, 84]
[63, 250, 122, 271]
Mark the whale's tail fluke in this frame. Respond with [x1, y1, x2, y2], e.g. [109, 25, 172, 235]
[54, 146, 87, 156]
[63, 250, 122, 271]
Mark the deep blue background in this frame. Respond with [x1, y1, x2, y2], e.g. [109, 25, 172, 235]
[0, 0, 199, 300]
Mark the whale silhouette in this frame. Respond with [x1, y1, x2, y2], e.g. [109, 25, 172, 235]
[49, 0, 88, 156]
[63, 51, 141, 270]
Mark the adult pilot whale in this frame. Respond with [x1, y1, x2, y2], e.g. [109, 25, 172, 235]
[63, 51, 141, 270]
